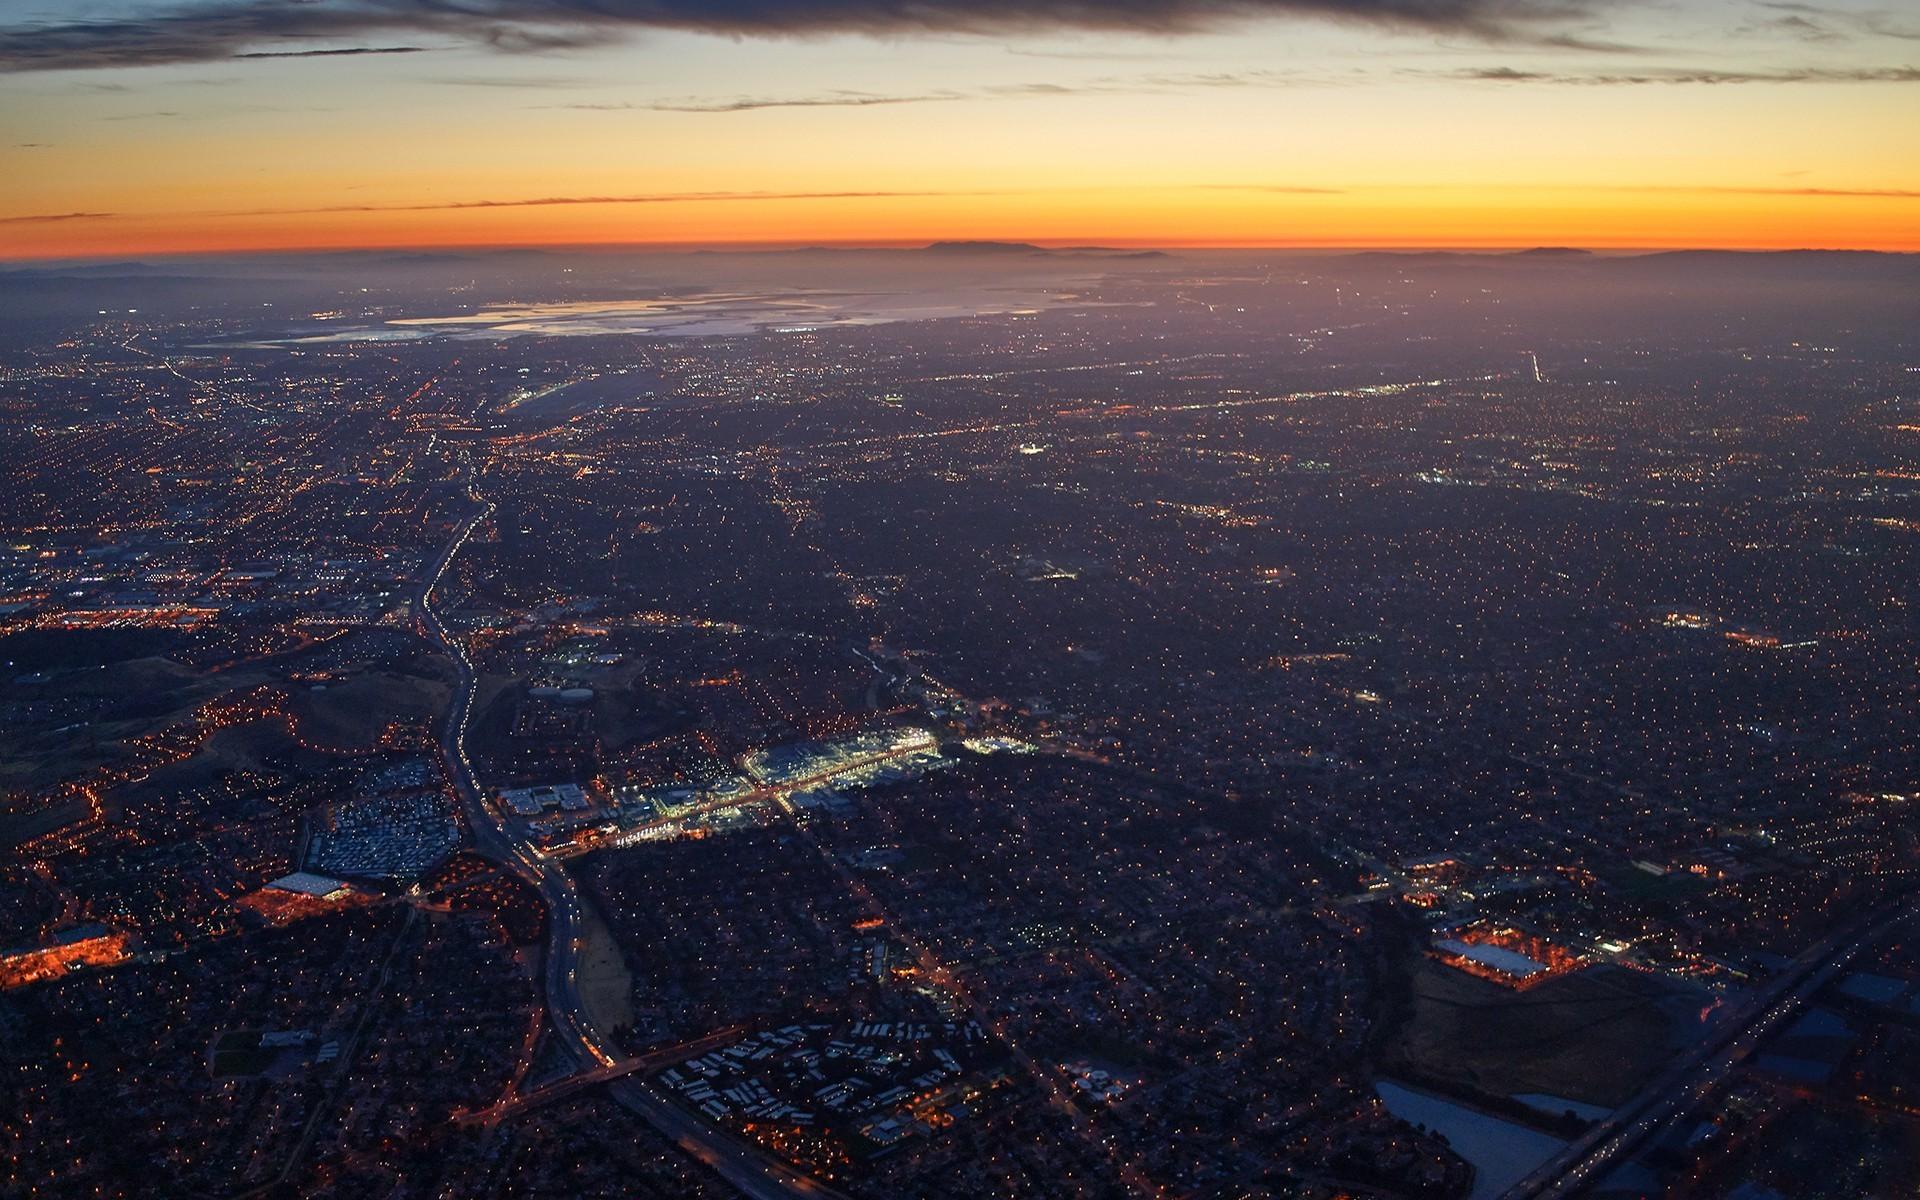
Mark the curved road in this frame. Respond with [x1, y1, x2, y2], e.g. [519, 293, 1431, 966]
[416, 497, 618, 1068]
[418, 495, 844, 1200]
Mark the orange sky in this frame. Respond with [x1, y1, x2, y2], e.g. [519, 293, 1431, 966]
[1, 6, 1916, 257]
[13, 186, 1919, 259]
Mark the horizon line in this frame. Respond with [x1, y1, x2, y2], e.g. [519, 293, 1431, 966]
[5, 236, 1918, 266]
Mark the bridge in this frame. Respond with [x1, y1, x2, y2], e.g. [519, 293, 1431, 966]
[457, 1025, 750, 1127]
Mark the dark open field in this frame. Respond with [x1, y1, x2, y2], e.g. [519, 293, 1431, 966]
[1385, 958, 1703, 1108]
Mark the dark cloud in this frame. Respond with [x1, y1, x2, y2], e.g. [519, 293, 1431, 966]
[0, 211, 115, 223]
[1452, 64, 1920, 82]
[247, 189, 990, 216]
[1757, 2, 1920, 40]
[234, 44, 430, 58]
[1738, 13, 1840, 40]
[1435, 180, 1919, 199]
[0, 189, 989, 229]
[1654, 185, 1920, 198]
[1456, 64, 1544, 78]
[554, 70, 1332, 113]
[0, 0, 1602, 73]
[1529, 34, 1631, 50]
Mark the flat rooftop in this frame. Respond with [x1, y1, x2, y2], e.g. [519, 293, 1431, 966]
[1435, 939, 1547, 979]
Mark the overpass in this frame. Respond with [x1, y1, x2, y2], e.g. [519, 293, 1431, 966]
[458, 1025, 749, 1127]
[420, 484, 845, 1199]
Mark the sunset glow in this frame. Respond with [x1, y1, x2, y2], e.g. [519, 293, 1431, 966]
[2, 1, 1916, 257]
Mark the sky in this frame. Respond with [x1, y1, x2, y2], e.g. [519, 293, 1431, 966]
[0, 0, 1915, 258]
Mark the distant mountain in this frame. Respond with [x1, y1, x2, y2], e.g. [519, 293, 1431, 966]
[689, 242, 1049, 258]
[1596, 248, 1920, 285]
[921, 241, 1048, 255]
[0, 260, 171, 280]
[1056, 247, 1174, 258]
[1618, 249, 1911, 266]
[916, 241, 1171, 259]
[1326, 247, 1916, 284]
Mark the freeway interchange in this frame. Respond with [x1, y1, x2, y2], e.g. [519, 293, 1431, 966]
[417, 495, 845, 1200]
[419, 493, 1914, 1200]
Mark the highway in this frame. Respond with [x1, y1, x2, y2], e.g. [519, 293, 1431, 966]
[417, 492, 839, 1199]
[458, 1024, 750, 1126]
[1500, 895, 1916, 1199]
[416, 496, 618, 1067]
[607, 1077, 850, 1200]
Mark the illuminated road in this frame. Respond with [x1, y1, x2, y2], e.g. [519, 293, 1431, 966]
[419, 489, 839, 1200]
[607, 1078, 850, 1200]
[416, 493, 618, 1069]
[1499, 895, 1916, 1200]
[458, 1025, 749, 1127]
